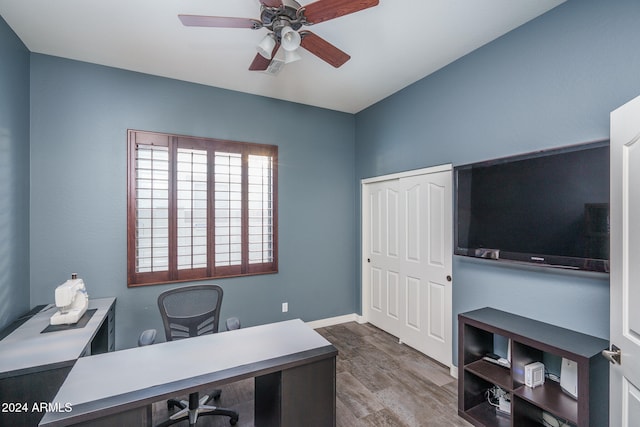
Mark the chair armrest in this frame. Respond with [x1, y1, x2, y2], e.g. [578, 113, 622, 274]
[138, 329, 157, 346]
[225, 317, 241, 331]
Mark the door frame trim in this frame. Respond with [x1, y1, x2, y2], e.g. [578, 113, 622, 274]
[361, 164, 452, 185]
[360, 163, 453, 344]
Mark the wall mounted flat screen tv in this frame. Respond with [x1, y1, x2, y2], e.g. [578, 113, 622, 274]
[454, 140, 609, 273]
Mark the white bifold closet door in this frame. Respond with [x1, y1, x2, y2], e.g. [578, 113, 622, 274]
[363, 165, 452, 366]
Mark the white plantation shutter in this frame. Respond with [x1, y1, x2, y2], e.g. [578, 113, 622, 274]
[176, 148, 208, 270]
[135, 145, 169, 273]
[214, 152, 243, 267]
[248, 155, 274, 264]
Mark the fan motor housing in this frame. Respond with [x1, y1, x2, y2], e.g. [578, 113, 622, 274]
[260, 0, 305, 30]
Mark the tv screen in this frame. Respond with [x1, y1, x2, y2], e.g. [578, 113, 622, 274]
[454, 141, 609, 273]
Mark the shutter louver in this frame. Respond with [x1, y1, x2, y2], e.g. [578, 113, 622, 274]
[177, 148, 208, 270]
[135, 145, 170, 273]
[214, 152, 243, 267]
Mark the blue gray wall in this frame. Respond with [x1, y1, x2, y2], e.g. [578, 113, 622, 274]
[5, 0, 639, 362]
[28, 55, 356, 349]
[0, 16, 30, 330]
[356, 0, 640, 363]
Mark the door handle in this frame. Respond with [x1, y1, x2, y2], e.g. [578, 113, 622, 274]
[602, 345, 621, 364]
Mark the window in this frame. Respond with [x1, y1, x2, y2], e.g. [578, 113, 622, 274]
[127, 130, 277, 286]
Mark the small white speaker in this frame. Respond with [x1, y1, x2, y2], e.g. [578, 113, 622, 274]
[560, 358, 578, 399]
[525, 362, 545, 388]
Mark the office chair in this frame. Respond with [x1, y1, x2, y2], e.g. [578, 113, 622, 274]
[141, 284, 240, 426]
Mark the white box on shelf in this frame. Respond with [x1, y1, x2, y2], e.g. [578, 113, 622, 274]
[560, 358, 578, 398]
[525, 362, 545, 388]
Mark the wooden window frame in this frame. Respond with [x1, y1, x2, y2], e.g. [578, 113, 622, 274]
[127, 130, 278, 287]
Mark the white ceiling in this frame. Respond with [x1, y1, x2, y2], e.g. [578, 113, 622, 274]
[0, 0, 564, 113]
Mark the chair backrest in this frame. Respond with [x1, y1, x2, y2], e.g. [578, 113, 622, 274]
[157, 284, 223, 342]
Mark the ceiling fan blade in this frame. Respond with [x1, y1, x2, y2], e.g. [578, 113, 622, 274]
[302, 0, 379, 24]
[260, 0, 283, 6]
[249, 53, 271, 71]
[299, 31, 350, 68]
[249, 43, 281, 71]
[179, 15, 261, 29]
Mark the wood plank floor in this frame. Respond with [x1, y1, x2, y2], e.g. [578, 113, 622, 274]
[152, 321, 473, 426]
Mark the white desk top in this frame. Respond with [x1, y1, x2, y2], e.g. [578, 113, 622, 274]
[0, 298, 116, 378]
[40, 319, 336, 427]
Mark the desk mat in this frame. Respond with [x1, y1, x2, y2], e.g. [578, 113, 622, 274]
[41, 309, 97, 333]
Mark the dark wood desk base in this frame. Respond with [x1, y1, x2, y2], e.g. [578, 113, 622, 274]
[0, 366, 72, 427]
[65, 356, 336, 427]
[256, 357, 336, 427]
[65, 407, 151, 427]
[0, 299, 116, 427]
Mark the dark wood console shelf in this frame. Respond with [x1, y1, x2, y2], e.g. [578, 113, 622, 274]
[458, 307, 609, 427]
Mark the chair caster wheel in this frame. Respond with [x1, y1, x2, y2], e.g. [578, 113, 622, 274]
[230, 416, 239, 425]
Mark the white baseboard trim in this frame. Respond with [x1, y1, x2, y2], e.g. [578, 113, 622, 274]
[306, 313, 365, 329]
[450, 365, 458, 379]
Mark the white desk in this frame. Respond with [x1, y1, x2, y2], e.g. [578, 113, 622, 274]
[0, 298, 115, 376]
[39, 319, 337, 427]
[0, 298, 116, 426]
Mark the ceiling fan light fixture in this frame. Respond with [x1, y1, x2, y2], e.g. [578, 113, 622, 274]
[284, 49, 302, 64]
[257, 33, 276, 59]
[280, 25, 301, 51]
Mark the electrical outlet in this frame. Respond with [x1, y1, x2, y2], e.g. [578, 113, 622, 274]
[282, 302, 288, 313]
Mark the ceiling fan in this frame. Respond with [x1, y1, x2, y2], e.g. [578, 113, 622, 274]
[179, 0, 380, 73]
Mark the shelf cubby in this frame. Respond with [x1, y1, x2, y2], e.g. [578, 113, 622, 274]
[458, 307, 609, 427]
[512, 395, 577, 427]
[515, 380, 578, 424]
[466, 401, 511, 427]
[465, 359, 511, 391]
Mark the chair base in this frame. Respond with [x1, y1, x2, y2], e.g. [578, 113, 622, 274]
[156, 390, 239, 427]
[167, 389, 221, 411]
